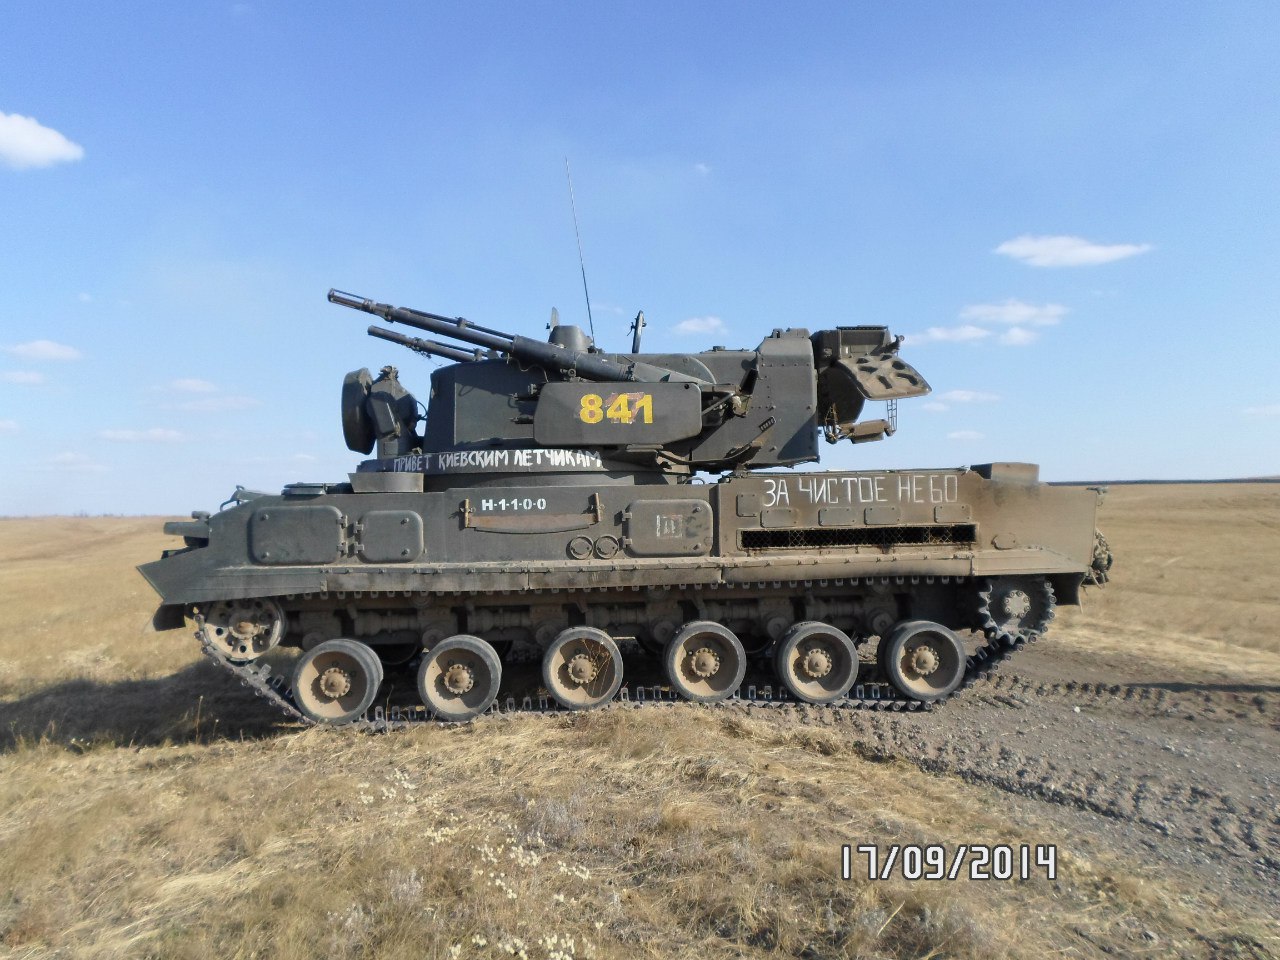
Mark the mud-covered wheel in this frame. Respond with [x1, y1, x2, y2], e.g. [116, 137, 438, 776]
[291, 639, 384, 725]
[773, 621, 858, 705]
[881, 620, 966, 702]
[542, 627, 623, 711]
[664, 621, 747, 704]
[200, 598, 285, 663]
[417, 635, 502, 722]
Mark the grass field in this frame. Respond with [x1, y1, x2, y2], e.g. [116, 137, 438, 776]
[1, 484, 1278, 958]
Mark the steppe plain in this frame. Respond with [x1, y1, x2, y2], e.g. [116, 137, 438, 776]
[0, 483, 1277, 959]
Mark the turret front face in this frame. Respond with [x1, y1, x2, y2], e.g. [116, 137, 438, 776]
[423, 361, 542, 451]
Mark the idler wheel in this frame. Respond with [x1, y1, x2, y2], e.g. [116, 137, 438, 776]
[542, 627, 622, 711]
[773, 622, 858, 705]
[201, 598, 285, 663]
[418, 635, 502, 723]
[881, 620, 966, 702]
[292, 639, 384, 725]
[664, 621, 747, 704]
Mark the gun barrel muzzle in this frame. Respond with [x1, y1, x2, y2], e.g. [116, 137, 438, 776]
[367, 325, 481, 363]
[328, 289, 371, 311]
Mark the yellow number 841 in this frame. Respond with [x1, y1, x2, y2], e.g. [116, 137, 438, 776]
[579, 392, 654, 425]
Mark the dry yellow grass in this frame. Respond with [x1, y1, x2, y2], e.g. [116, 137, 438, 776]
[1057, 483, 1280, 679]
[1, 487, 1278, 959]
[6, 710, 1269, 959]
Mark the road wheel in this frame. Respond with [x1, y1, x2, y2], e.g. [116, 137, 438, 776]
[664, 621, 747, 703]
[291, 639, 383, 724]
[774, 621, 858, 705]
[542, 627, 622, 710]
[417, 635, 502, 722]
[881, 620, 966, 702]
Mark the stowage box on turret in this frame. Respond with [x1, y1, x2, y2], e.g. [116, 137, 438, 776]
[139, 290, 1111, 725]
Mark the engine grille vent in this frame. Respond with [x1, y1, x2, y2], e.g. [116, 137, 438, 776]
[740, 523, 977, 552]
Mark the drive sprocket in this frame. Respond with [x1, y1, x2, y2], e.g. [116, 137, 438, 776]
[976, 576, 1055, 642]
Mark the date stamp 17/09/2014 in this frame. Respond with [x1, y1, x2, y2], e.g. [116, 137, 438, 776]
[843, 844, 1058, 882]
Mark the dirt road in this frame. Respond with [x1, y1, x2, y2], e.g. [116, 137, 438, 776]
[823, 631, 1280, 917]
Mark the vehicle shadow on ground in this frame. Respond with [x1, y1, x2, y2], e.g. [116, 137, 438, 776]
[0, 660, 296, 753]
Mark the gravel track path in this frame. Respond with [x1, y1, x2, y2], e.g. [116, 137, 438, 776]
[802, 638, 1280, 913]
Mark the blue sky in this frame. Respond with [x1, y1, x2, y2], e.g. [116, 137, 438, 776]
[2, 2, 1278, 515]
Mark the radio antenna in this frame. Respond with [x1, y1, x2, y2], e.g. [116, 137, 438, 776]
[564, 157, 596, 342]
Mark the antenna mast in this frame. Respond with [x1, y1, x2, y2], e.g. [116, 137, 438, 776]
[564, 157, 596, 342]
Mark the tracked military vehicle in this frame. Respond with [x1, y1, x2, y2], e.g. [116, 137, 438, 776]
[140, 289, 1110, 725]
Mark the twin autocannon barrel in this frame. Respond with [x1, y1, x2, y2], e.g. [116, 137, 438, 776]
[328, 289, 708, 386]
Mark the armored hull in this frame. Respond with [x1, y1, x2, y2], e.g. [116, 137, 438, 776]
[140, 290, 1109, 724]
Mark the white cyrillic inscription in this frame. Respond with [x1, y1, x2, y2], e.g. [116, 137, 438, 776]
[762, 478, 791, 507]
[765, 473, 960, 507]
[386, 448, 607, 473]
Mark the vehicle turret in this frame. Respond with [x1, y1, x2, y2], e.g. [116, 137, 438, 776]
[329, 290, 932, 478]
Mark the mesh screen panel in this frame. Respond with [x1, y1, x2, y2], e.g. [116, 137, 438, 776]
[740, 523, 977, 552]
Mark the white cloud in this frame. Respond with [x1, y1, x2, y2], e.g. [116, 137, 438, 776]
[167, 378, 218, 393]
[0, 112, 85, 170]
[292, 453, 318, 462]
[586, 301, 626, 316]
[947, 430, 985, 441]
[48, 451, 107, 473]
[1243, 404, 1280, 417]
[939, 389, 999, 403]
[999, 327, 1039, 346]
[0, 370, 44, 384]
[0, 419, 17, 433]
[907, 325, 991, 344]
[675, 316, 726, 335]
[694, 162, 710, 175]
[155, 377, 257, 410]
[921, 401, 950, 413]
[5, 339, 83, 361]
[99, 428, 187, 443]
[179, 394, 260, 412]
[960, 299, 1067, 326]
[78, 292, 92, 303]
[995, 234, 1151, 267]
